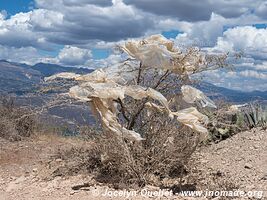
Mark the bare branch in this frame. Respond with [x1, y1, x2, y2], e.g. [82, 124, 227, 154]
[153, 70, 170, 89]
[137, 62, 142, 85]
[114, 98, 130, 122]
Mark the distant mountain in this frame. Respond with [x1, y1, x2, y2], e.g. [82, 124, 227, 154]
[32, 63, 92, 77]
[0, 60, 93, 94]
[0, 60, 266, 102]
[0, 60, 95, 128]
[196, 82, 267, 103]
[0, 60, 41, 94]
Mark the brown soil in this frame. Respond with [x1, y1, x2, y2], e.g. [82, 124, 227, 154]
[0, 129, 266, 200]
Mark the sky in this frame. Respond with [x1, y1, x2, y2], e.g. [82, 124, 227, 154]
[0, 0, 267, 91]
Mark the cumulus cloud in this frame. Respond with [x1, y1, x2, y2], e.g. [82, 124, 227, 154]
[0, 45, 44, 64]
[0, 0, 266, 92]
[199, 68, 267, 91]
[175, 13, 226, 47]
[0, 0, 155, 51]
[63, 0, 113, 7]
[0, 10, 59, 50]
[240, 70, 267, 79]
[85, 54, 123, 68]
[57, 46, 92, 66]
[30, 9, 64, 32]
[255, 1, 267, 19]
[214, 26, 267, 59]
[34, 0, 155, 43]
[0, 12, 39, 48]
[255, 61, 267, 70]
[123, 0, 261, 22]
[0, 10, 7, 19]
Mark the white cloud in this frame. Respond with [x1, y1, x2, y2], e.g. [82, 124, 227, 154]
[255, 1, 267, 19]
[211, 26, 267, 62]
[199, 68, 267, 91]
[0, 0, 155, 51]
[34, 0, 155, 43]
[57, 46, 92, 66]
[30, 9, 64, 31]
[63, 0, 113, 7]
[0, 45, 43, 64]
[240, 70, 267, 79]
[0, 0, 266, 92]
[175, 13, 226, 47]
[0, 10, 7, 20]
[0, 11, 53, 50]
[225, 71, 238, 78]
[80, 53, 123, 69]
[123, 0, 262, 22]
[255, 61, 267, 70]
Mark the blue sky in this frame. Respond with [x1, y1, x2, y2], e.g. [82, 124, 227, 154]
[0, 0, 34, 16]
[0, 0, 267, 91]
[162, 30, 181, 39]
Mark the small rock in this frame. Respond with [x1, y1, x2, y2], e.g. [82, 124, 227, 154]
[144, 185, 159, 191]
[236, 157, 243, 161]
[14, 176, 25, 184]
[214, 170, 223, 177]
[70, 191, 77, 195]
[261, 175, 267, 180]
[253, 145, 260, 149]
[235, 146, 240, 150]
[56, 159, 62, 162]
[244, 163, 252, 169]
[32, 168, 38, 172]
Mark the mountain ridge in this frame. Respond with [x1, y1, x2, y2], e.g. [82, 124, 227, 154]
[196, 82, 267, 103]
[0, 60, 93, 94]
[0, 60, 266, 103]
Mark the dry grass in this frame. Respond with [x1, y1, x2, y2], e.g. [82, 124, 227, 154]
[53, 145, 101, 177]
[0, 96, 36, 141]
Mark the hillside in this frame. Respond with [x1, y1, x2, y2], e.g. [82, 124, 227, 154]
[32, 63, 92, 77]
[0, 60, 42, 95]
[0, 60, 93, 95]
[197, 82, 267, 103]
[0, 60, 95, 128]
[0, 128, 266, 199]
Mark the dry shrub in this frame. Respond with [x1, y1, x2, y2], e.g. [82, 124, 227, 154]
[0, 96, 36, 141]
[91, 110, 200, 189]
[78, 125, 102, 140]
[51, 126, 102, 177]
[45, 35, 232, 189]
[53, 144, 101, 177]
[52, 110, 200, 189]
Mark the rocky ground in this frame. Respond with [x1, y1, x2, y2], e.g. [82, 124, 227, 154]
[0, 129, 266, 200]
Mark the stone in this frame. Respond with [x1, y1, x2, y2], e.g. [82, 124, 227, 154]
[70, 190, 77, 195]
[32, 168, 38, 172]
[244, 163, 252, 169]
[14, 176, 25, 184]
[261, 175, 267, 180]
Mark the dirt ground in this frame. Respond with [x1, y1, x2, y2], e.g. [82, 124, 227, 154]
[0, 129, 266, 200]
